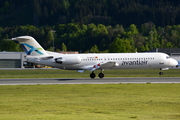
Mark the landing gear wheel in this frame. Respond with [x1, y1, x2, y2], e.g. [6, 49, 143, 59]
[98, 73, 104, 78]
[90, 72, 96, 79]
[159, 72, 163, 75]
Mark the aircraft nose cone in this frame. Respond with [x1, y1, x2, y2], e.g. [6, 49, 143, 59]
[171, 59, 178, 67]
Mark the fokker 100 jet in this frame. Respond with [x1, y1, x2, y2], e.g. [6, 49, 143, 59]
[12, 36, 178, 78]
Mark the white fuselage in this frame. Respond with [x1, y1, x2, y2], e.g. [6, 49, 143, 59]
[26, 52, 178, 71]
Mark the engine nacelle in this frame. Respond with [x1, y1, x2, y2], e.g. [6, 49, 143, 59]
[55, 56, 81, 64]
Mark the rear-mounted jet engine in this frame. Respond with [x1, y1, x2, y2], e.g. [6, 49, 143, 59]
[55, 56, 81, 64]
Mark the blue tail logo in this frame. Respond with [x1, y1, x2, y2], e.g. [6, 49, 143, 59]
[21, 43, 44, 55]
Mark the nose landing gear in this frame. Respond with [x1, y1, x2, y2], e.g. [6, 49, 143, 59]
[159, 71, 163, 75]
[159, 68, 164, 75]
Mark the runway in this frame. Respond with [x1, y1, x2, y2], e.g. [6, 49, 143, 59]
[0, 77, 180, 85]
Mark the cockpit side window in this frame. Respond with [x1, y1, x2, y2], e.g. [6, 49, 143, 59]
[166, 56, 170, 59]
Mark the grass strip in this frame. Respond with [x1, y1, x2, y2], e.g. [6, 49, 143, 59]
[0, 69, 180, 78]
[0, 84, 179, 120]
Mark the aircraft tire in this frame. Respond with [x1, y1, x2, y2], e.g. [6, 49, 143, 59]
[90, 72, 96, 79]
[98, 73, 104, 78]
[159, 72, 163, 75]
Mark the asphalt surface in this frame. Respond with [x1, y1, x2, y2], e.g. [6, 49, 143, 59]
[0, 77, 180, 85]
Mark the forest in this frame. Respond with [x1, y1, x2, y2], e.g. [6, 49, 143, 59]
[0, 0, 180, 53]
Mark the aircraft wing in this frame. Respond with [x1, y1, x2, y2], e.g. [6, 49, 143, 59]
[99, 62, 119, 68]
[79, 62, 119, 72]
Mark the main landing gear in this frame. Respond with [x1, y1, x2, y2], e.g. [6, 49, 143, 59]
[90, 71, 104, 79]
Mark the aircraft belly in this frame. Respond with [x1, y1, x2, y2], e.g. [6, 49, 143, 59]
[101, 62, 160, 69]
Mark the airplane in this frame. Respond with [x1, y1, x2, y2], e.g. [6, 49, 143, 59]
[12, 36, 178, 79]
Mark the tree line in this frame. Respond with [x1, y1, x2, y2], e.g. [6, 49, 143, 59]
[0, 22, 180, 53]
[0, 0, 180, 27]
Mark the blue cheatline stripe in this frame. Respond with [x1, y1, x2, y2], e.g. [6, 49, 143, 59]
[20, 44, 28, 54]
[21, 43, 44, 55]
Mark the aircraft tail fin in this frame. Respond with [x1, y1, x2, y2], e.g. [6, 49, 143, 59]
[12, 36, 48, 56]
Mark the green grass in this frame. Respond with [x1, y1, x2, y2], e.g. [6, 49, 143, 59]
[0, 84, 180, 120]
[0, 69, 180, 78]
